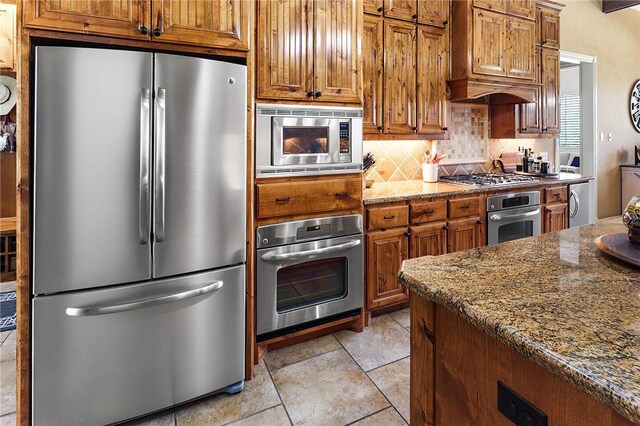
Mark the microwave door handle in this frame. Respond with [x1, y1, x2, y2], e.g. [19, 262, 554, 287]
[570, 189, 580, 219]
[489, 209, 541, 222]
[261, 239, 361, 262]
[65, 281, 224, 317]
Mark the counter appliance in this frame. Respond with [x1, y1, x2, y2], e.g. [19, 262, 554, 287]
[487, 191, 542, 245]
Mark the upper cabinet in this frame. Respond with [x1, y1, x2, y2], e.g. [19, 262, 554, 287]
[23, 0, 249, 50]
[256, 0, 362, 104]
[472, 9, 507, 77]
[473, 0, 506, 13]
[505, 16, 535, 80]
[540, 8, 560, 48]
[506, 0, 535, 20]
[363, 0, 449, 137]
[0, 3, 16, 72]
[541, 47, 560, 133]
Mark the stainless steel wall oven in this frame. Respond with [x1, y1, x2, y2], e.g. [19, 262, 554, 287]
[487, 191, 541, 245]
[256, 215, 363, 337]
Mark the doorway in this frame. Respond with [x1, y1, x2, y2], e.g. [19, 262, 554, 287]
[559, 51, 597, 223]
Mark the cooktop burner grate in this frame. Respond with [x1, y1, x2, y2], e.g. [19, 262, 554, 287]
[439, 173, 539, 186]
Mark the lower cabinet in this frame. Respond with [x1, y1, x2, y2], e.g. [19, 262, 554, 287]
[410, 222, 448, 257]
[544, 203, 568, 233]
[366, 228, 410, 310]
[447, 217, 484, 253]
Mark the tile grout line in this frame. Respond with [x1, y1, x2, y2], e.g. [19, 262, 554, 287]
[265, 366, 294, 426]
[222, 403, 283, 426]
[364, 354, 411, 374]
[343, 406, 392, 426]
[265, 344, 343, 375]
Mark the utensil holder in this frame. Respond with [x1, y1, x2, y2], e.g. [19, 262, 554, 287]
[423, 163, 438, 183]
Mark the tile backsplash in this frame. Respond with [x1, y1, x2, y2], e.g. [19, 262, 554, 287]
[363, 137, 556, 183]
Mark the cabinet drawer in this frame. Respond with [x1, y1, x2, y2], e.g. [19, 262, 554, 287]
[368, 205, 409, 230]
[545, 186, 567, 204]
[256, 178, 362, 219]
[448, 197, 482, 219]
[410, 201, 447, 224]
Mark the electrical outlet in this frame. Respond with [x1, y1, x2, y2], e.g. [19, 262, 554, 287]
[608, 133, 613, 142]
[497, 382, 548, 426]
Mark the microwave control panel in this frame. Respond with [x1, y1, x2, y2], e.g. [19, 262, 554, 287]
[339, 122, 350, 154]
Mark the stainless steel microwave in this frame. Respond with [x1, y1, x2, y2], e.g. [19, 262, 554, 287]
[256, 104, 363, 177]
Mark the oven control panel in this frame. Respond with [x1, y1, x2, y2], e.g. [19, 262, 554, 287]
[339, 122, 350, 154]
[296, 224, 332, 240]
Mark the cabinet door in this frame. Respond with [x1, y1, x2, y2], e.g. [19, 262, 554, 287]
[150, 0, 248, 50]
[418, 0, 449, 28]
[363, 15, 384, 133]
[410, 222, 447, 258]
[314, 0, 362, 103]
[256, 0, 314, 101]
[364, 0, 383, 15]
[473, 0, 506, 13]
[24, 0, 151, 39]
[384, 20, 417, 134]
[417, 25, 448, 135]
[385, 0, 417, 22]
[518, 46, 541, 133]
[544, 204, 568, 233]
[472, 9, 507, 77]
[448, 218, 484, 253]
[541, 48, 560, 134]
[505, 16, 535, 80]
[0, 3, 16, 71]
[540, 9, 560, 49]
[506, 0, 535, 20]
[367, 228, 410, 310]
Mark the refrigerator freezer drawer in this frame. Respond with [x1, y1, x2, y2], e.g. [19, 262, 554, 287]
[32, 266, 245, 426]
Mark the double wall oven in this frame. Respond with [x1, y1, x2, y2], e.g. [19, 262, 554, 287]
[256, 215, 363, 338]
[256, 104, 363, 177]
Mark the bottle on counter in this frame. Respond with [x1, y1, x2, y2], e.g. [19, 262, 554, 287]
[522, 149, 529, 173]
[516, 147, 523, 172]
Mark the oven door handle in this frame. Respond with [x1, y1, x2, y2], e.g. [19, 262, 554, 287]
[261, 239, 361, 262]
[489, 209, 541, 222]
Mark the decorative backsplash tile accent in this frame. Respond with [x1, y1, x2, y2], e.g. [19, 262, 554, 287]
[363, 140, 432, 183]
[434, 104, 489, 165]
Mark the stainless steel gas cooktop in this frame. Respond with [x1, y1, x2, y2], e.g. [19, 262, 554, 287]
[439, 173, 539, 187]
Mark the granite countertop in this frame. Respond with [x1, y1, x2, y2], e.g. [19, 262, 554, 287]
[399, 217, 640, 424]
[363, 173, 592, 205]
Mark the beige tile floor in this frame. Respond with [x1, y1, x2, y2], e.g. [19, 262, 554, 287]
[0, 303, 411, 426]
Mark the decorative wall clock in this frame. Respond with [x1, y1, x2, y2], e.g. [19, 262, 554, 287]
[632, 80, 640, 133]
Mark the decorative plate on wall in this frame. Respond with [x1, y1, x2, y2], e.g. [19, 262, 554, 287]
[631, 80, 640, 133]
[434, 103, 489, 165]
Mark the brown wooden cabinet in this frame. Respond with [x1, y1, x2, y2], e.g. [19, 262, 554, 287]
[472, 8, 507, 77]
[384, 19, 417, 133]
[411, 222, 448, 258]
[448, 217, 484, 253]
[540, 8, 560, 49]
[384, 0, 417, 21]
[256, 0, 362, 104]
[418, 0, 450, 28]
[541, 47, 560, 134]
[362, 15, 384, 133]
[506, 0, 535, 20]
[24, 0, 248, 50]
[0, 3, 16, 71]
[505, 16, 535, 80]
[367, 228, 410, 310]
[544, 204, 568, 233]
[150, 0, 248, 50]
[417, 25, 448, 135]
[518, 46, 542, 134]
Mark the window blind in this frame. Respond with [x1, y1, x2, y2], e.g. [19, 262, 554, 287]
[559, 92, 581, 148]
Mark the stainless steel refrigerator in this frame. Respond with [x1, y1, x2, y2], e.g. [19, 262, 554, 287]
[32, 46, 247, 425]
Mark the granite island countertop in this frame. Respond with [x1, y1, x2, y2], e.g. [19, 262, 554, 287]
[364, 173, 592, 205]
[399, 217, 640, 424]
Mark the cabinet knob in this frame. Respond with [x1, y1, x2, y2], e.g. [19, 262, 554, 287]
[522, 127, 528, 132]
[335, 192, 349, 198]
[377, 126, 383, 131]
[442, 126, 448, 131]
[275, 197, 291, 203]
[412, 126, 418, 132]
[307, 91, 314, 98]
[139, 26, 148, 35]
[443, 224, 450, 231]
[404, 230, 411, 237]
[442, 20, 449, 25]
[412, 13, 418, 19]
[383, 215, 396, 220]
[377, 6, 383, 12]
[477, 219, 483, 225]
[153, 28, 162, 36]
[543, 128, 548, 132]
[315, 91, 322, 98]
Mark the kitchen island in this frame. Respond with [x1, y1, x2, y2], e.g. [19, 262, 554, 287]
[399, 217, 640, 425]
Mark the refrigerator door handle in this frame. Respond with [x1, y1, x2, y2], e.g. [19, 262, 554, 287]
[570, 189, 580, 219]
[139, 88, 151, 245]
[154, 88, 166, 242]
[65, 280, 224, 317]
